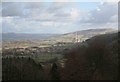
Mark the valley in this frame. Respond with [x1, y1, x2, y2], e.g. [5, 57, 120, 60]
[2, 28, 118, 80]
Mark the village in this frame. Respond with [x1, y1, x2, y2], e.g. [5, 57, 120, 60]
[2, 42, 74, 58]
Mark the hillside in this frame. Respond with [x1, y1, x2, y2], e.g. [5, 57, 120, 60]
[2, 28, 116, 49]
[50, 28, 116, 42]
[62, 32, 118, 80]
[2, 31, 119, 80]
[2, 28, 116, 42]
[2, 57, 45, 80]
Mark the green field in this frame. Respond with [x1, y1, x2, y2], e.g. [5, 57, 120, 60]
[33, 54, 63, 63]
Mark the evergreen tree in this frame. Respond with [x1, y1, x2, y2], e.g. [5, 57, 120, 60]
[50, 63, 60, 80]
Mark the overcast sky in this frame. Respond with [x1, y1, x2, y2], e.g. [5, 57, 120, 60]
[1, 1, 118, 34]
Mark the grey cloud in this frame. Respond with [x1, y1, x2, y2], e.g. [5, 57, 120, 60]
[53, 10, 71, 17]
[46, 2, 78, 16]
[2, 2, 118, 34]
[2, 19, 15, 33]
[2, 2, 46, 17]
[81, 2, 118, 24]
[25, 2, 44, 9]
[2, 2, 25, 17]
[2, 2, 79, 23]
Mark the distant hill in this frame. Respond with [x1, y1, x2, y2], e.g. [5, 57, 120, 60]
[51, 28, 116, 42]
[2, 33, 59, 41]
[2, 28, 116, 41]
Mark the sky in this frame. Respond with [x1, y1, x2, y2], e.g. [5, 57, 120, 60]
[0, 1, 118, 34]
